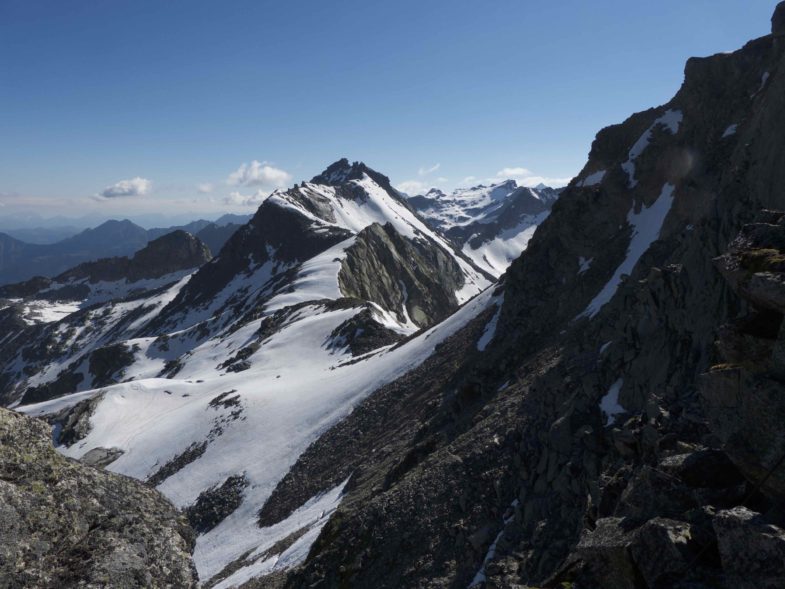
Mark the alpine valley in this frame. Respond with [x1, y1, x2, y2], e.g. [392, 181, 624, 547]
[3, 4, 785, 589]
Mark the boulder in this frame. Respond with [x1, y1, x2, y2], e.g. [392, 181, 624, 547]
[714, 507, 785, 588]
[556, 516, 707, 589]
[615, 466, 697, 522]
[701, 367, 785, 500]
[568, 517, 639, 589]
[628, 518, 698, 588]
[658, 449, 744, 489]
[0, 407, 196, 586]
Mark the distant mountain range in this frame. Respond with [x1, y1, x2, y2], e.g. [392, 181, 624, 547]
[0, 215, 251, 286]
[406, 181, 562, 276]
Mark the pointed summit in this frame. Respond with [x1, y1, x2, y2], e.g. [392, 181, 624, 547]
[310, 158, 395, 193]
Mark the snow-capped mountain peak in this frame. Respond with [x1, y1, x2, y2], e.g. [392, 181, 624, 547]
[407, 180, 562, 277]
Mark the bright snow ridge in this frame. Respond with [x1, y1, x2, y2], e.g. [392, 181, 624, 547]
[580, 183, 676, 319]
[621, 110, 683, 188]
[288, 174, 489, 302]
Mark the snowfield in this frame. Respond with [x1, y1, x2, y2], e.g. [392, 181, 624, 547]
[408, 180, 559, 277]
[21, 286, 497, 582]
[11, 164, 499, 586]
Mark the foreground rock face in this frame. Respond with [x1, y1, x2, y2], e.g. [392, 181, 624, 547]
[0, 408, 197, 587]
[714, 506, 785, 589]
[704, 211, 785, 500]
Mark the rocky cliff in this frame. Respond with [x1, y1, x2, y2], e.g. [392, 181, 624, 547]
[0, 407, 196, 587]
[258, 5, 785, 588]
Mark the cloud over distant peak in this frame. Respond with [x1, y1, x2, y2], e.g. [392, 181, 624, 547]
[227, 161, 291, 189]
[497, 167, 532, 178]
[495, 166, 572, 188]
[98, 177, 152, 198]
[224, 189, 269, 207]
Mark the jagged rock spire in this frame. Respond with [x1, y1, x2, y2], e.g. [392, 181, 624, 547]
[309, 158, 396, 194]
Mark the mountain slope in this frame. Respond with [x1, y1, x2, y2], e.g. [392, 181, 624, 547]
[1, 159, 494, 586]
[408, 181, 561, 276]
[226, 8, 785, 588]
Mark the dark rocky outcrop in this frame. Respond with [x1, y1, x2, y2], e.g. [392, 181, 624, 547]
[310, 158, 399, 197]
[703, 211, 785, 500]
[714, 506, 785, 589]
[48, 392, 105, 447]
[774, 1, 785, 36]
[340, 223, 464, 328]
[0, 407, 197, 587]
[327, 306, 405, 356]
[186, 474, 249, 534]
[56, 230, 211, 285]
[142, 198, 352, 334]
[88, 343, 138, 388]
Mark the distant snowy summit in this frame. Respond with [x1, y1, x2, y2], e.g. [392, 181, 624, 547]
[406, 180, 562, 276]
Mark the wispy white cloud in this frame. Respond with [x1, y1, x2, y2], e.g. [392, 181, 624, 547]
[227, 160, 291, 189]
[224, 189, 269, 207]
[197, 182, 214, 194]
[497, 167, 532, 179]
[418, 163, 441, 176]
[396, 180, 428, 195]
[98, 177, 152, 198]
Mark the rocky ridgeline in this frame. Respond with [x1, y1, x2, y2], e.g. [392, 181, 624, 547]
[0, 407, 196, 587]
[0, 230, 211, 300]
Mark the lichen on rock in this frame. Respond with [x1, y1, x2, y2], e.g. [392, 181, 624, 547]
[0, 407, 197, 587]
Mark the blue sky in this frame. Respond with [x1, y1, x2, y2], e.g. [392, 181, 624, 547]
[0, 0, 777, 223]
